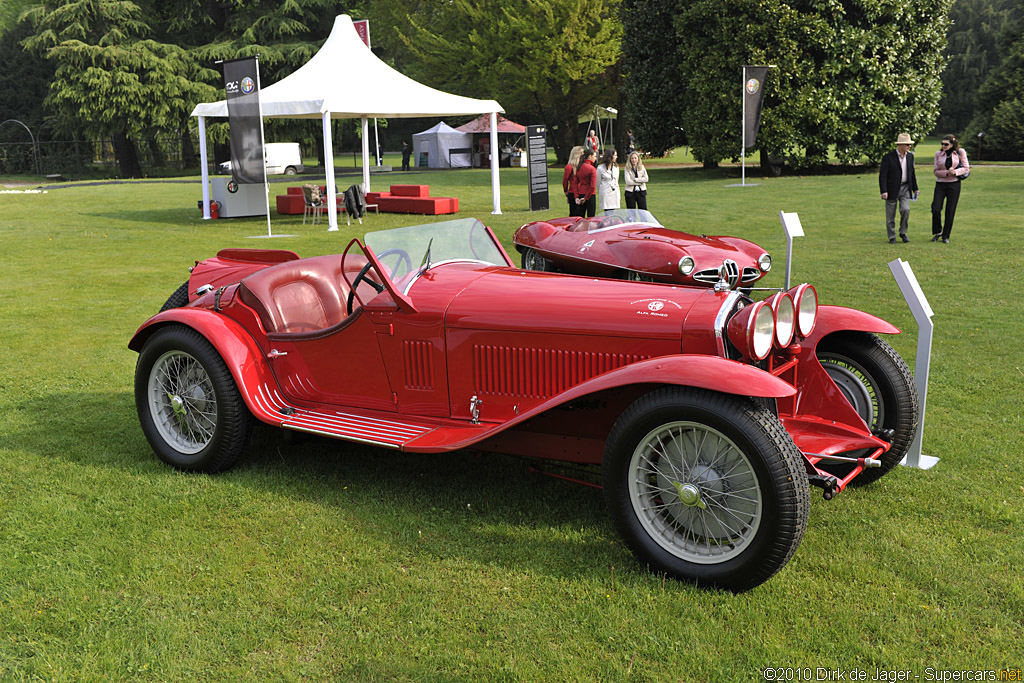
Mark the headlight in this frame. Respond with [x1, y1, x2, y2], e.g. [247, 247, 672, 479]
[678, 255, 695, 275]
[757, 253, 772, 272]
[768, 292, 795, 347]
[727, 300, 776, 361]
[787, 283, 818, 338]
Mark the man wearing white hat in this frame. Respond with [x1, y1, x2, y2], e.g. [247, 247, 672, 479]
[878, 133, 920, 243]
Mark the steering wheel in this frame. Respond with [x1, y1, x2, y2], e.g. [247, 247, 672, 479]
[346, 261, 386, 315]
[375, 248, 413, 280]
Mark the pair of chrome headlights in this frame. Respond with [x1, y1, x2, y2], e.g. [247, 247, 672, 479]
[678, 253, 772, 276]
[727, 284, 817, 361]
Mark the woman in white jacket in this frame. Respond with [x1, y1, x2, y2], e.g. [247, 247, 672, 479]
[597, 149, 620, 212]
[624, 151, 649, 211]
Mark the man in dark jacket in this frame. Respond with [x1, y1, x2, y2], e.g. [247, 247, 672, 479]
[879, 132, 919, 243]
[401, 141, 412, 171]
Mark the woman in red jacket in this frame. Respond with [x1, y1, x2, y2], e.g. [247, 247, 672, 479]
[574, 148, 598, 218]
[562, 146, 584, 216]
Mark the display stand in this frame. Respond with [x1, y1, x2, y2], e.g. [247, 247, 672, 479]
[888, 258, 938, 470]
[778, 211, 804, 289]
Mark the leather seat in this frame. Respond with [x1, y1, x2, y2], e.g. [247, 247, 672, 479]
[238, 255, 355, 334]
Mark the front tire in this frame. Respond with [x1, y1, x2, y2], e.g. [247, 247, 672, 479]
[135, 325, 252, 473]
[603, 387, 809, 592]
[521, 247, 554, 272]
[816, 331, 919, 485]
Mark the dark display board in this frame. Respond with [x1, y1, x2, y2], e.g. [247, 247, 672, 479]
[526, 125, 549, 211]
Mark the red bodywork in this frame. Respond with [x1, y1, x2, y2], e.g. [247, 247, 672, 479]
[513, 210, 771, 285]
[131, 219, 896, 493]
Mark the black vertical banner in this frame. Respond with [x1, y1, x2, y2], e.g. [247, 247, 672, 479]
[223, 56, 264, 184]
[743, 65, 769, 149]
[526, 125, 548, 211]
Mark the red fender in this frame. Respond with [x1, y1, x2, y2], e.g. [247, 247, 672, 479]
[804, 305, 900, 346]
[128, 309, 286, 428]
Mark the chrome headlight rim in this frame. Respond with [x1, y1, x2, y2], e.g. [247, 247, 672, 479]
[749, 301, 776, 360]
[788, 283, 818, 338]
[678, 255, 695, 276]
[769, 292, 795, 348]
[757, 253, 772, 273]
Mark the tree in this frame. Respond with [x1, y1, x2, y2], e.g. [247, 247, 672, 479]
[935, 0, 1020, 135]
[620, 0, 686, 157]
[371, 0, 623, 163]
[965, 0, 1024, 159]
[22, 0, 213, 177]
[623, 0, 953, 168]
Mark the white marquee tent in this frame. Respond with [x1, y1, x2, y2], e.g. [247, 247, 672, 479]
[412, 122, 473, 169]
[191, 15, 505, 229]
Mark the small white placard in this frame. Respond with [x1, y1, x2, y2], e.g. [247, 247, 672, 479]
[779, 211, 804, 238]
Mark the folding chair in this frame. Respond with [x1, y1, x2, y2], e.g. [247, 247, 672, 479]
[301, 185, 324, 226]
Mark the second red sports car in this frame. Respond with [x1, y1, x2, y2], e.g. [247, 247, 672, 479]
[513, 209, 773, 286]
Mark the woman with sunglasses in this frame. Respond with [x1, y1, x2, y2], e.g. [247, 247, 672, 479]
[931, 135, 970, 243]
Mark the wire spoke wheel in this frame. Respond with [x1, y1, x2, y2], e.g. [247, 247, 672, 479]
[148, 350, 219, 454]
[135, 325, 251, 473]
[629, 421, 762, 564]
[603, 387, 808, 592]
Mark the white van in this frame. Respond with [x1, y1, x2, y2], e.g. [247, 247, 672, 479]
[218, 142, 304, 176]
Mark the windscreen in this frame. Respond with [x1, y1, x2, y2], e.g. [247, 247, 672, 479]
[364, 218, 507, 281]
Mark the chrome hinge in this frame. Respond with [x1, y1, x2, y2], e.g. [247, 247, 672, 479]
[267, 349, 288, 359]
[469, 395, 483, 424]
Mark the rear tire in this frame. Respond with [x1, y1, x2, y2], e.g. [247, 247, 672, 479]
[603, 387, 809, 592]
[816, 331, 919, 485]
[135, 325, 251, 473]
[159, 282, 189, 312]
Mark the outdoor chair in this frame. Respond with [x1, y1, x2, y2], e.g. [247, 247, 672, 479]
[301, 185, 324, 226]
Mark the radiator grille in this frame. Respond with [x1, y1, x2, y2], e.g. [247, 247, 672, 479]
[473, 345, 648, 398]
[403, 340, 435, 390]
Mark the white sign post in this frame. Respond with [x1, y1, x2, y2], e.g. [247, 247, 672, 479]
[888, 258, 938, 470]
[778, 211, 804, 290]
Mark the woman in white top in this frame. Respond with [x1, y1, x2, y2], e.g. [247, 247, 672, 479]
[623, 151, 649, 211]
[597, 148, 620, 212]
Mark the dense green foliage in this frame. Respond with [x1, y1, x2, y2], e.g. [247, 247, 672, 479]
[935, 0, 1020, 135]
[965, 0, 1024, 159]
[623, 0, 953, 168]
[373, 0, 622, 163]
[619, 0, 686, 157]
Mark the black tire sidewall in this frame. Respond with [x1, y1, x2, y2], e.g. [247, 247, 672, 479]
[134, 326, 249, 472]
[817, 331, 918, 483]
[603, 388, 806, 591]
[159, 281, 189, 312]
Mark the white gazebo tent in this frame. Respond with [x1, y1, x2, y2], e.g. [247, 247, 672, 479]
[412, 121, 473, 168]
[191, 15, 505, 230]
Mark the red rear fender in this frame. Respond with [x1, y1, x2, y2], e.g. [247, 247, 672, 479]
[129, 309, 285, 427]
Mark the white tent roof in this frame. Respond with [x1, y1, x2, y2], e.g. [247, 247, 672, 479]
[191, 15, 503, 119]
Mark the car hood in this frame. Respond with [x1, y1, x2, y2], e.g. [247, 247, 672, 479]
[607, 227, 757, 262]
[444, 268, 708, 341]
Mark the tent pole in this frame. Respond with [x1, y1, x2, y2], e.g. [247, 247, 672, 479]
[323, 111, 338, 232]
[490, 112, 501, 215]
[361, 117, 371, 194]
[198, 116, 211, 219]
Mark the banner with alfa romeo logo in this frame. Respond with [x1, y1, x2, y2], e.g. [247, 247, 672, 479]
[223, 56, 264, 184]
[742, 65, 770, 149]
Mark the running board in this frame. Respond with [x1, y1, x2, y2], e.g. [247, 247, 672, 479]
[252, 384, 438, 449]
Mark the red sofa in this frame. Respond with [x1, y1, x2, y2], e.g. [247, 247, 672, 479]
[365, 185, 459, 215]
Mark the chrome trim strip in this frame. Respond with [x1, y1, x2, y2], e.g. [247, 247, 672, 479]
[713, 291, 741, 358]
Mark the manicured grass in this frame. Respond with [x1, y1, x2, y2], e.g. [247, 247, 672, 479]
[1, 164, 1022, 681]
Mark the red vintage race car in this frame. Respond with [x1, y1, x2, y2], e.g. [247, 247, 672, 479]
[131, 217, 918, 591]
[513, 208, 773, 285]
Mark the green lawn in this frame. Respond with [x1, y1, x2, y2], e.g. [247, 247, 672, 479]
[1, 164, 1022, 681]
